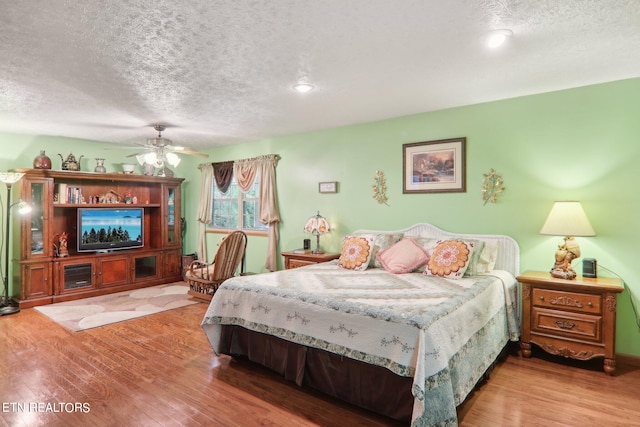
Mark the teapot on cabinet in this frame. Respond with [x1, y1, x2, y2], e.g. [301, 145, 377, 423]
[58, 153, 84, 171]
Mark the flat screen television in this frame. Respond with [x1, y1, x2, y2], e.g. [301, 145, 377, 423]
[77, 207, 144, 252]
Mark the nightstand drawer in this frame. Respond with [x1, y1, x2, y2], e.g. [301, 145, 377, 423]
[532, 288, 601, 314]
[282, 251, 340, 270]
[532, 307, 601, 342]
[289, 259, 315, 269]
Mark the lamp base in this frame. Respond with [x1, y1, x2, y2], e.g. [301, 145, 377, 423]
[550, 267, 577, 280]
[549, 236, 581, 280]
[0, 305, 20, 316]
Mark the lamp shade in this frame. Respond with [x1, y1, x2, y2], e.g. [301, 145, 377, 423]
[540, 201, 595, 237]
[0, 172, 25, 185]
[304, 211, 330, 235]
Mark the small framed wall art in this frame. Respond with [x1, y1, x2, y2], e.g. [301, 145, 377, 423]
[402, 137, 466, 194]
[318, 181, 338, 193]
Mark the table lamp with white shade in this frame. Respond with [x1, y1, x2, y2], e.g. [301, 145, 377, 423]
[540, 201, 595, 280]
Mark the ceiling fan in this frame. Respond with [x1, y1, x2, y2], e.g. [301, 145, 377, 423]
[127, 125, 209, 172]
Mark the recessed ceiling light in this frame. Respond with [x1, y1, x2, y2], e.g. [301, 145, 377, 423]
[486, 29, 513, 49]
[293, 82, 314, 93]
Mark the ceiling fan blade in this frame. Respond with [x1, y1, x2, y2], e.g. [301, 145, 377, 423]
[126, 152, 146, 158]
[170, 146, 209, 158]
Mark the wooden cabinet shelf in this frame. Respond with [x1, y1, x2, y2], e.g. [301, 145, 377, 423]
[13, 169, 184, 308]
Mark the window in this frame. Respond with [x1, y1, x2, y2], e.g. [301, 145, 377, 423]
[211, 176, 268, 233]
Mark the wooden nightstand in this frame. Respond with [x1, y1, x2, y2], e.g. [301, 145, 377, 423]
[282, 251, 340, 269]
[518, 270, 624, 375]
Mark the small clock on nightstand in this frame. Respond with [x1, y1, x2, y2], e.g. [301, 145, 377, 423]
[518, 270, 624, 375]
[281, 251, 340, 270]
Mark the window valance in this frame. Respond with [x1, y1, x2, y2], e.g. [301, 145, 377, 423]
[197, 154, 280, 271]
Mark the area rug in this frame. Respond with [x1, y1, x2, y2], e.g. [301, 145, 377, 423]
[34, 282, 198, 332]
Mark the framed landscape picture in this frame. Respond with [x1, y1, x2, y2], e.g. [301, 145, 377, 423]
[402, 137, 466, 194]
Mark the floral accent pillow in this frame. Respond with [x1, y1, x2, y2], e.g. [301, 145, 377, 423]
[376, 238, 430, 274]
[425, 240, 474, 279]
[338, 235, 375, 271]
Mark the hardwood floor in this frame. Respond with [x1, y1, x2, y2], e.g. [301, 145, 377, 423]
[1, 302, 639, 427]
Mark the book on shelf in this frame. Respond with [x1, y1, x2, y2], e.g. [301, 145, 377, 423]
[56, 183, 67, 203]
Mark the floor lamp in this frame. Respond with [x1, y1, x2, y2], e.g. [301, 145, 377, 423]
[0, 172, 29, 316]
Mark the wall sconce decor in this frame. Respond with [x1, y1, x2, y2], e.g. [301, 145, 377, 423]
[481, 168, 505, 205]
[372, 170, 388, 205]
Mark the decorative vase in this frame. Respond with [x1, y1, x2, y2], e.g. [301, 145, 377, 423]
[142, 163, 155, 176]
[94, 158, 106, 173]
[156, 167, 174, 177]
[33, 150, 52, 169]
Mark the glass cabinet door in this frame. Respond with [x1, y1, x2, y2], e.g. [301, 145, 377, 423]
[167, 187, 175, 243]
[22, 178, 52, 259]
[164, 184, 181, 248]
[30, 183, 45, 255]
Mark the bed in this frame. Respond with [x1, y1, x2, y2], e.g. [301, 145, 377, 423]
[201, 223, 520, 426]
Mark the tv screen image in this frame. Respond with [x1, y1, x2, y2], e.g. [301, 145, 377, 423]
[78, 208, 144, 252]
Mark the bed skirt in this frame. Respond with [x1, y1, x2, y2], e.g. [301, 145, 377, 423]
[219, 324, 414, 422]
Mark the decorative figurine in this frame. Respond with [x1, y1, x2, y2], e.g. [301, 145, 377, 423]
[53, 232, 69, 257]
[58, 153, 84, 171]
[549, 237, 581, 280]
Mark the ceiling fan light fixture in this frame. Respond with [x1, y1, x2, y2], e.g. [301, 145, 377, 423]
[143, 151, 158, 166]
[127, 125, 208, 171]
[165, 152, 181, 167]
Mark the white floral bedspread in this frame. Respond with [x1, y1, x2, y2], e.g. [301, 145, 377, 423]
[201, 261, 519, 427]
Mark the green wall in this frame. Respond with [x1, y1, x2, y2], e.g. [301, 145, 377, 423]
[1, 78, 639, 357]
[187, 78, 640, 357]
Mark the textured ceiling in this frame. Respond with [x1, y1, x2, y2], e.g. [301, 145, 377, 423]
[1, 0, 639, 149]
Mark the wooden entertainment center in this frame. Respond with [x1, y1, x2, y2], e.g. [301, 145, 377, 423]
[13, 169, 184, 309]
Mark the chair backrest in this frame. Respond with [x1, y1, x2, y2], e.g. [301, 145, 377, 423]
[211, 231, 247, 281]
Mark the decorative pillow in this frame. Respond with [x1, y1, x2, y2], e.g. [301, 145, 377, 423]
[376, 238, 430, 274]
[338, 235, 375, 271]
[462, 239, 486, 277]
[425, 240, 475, 279]
[352, 232, 404, 267]
[475, 242, 499, 274]
[413, 237, 440, 272]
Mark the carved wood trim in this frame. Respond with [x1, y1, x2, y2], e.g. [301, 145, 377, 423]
[540, 343, 594, 360]
[605, 295, 617, 312]
[549, 296, 583, 308]
[522, 283, 531, 300]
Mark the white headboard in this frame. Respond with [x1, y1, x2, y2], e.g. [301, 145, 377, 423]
[354, 223, 520, 276]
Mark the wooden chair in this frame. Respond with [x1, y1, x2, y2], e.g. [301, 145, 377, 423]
[186, 231, 247, 301]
